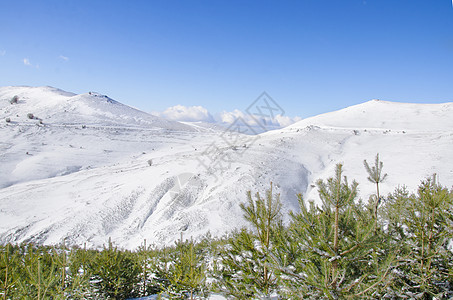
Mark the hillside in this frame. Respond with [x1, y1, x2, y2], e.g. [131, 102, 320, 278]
[0, 86, 196, 129]
[286, 99, 453, 131]
[0, 86, 213, 187]
[0, 87, 452, 249]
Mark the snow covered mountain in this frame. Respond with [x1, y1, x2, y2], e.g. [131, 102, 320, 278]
[0, 86, 215, 188]
[286, 99, 453, 131]
[0, 86, 452, 249]
[0, 86, 198, 129]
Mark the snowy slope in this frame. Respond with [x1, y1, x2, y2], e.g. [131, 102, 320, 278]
[0, 86, 209, 187]
[0, 86, 195, 129]
[0, 87, 452, 249]
[286, 99, 453, 131]
[272, 99, 453, 201]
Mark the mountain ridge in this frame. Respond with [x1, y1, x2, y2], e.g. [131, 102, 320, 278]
[0, 86, 196, 131]
[284, 99, 453, 132]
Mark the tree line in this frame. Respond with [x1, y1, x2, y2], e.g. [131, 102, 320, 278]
[1, 154, 452, 299]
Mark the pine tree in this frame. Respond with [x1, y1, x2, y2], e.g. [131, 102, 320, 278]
[180, 239, 207, 299]
[215, 183, 283, 298]
[0, 244, 20, 300]
[279, 164, 393, 298]
[363, 153, 388, 227]
[214, 229, 261, 298]
[265, 220, 301, 298]
[135, 239, 160, 297]
[65, 245, 95, 299]
[241, 182, 282, 297]
[150, 245, 171, 296]
[90, 240, 141, 299]
[50, 240, 68, 298]
[152, 234, 207, 299]
[380, 186, 411, 244]
[15, 245, 60, 299]
[387, 179, 453, 298]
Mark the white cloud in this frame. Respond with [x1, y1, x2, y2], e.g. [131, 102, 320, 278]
[274, 114, 302, 127]
[219, 109, 260, 126]
[59, 55, 69, 61]
[23, 58, 39, 68]
[218, 110, 301, 132]
[153, 105, 214, 122]
[0, 50, 5, 56]
[154, 105, 301, 133]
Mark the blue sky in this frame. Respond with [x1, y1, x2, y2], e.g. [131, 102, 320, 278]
[1, 0, 452, 120]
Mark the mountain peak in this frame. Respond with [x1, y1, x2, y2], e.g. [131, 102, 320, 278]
[0, 86, 194, 131]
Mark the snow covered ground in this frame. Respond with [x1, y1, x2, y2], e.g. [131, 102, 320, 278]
[1, 86, 452, 249]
